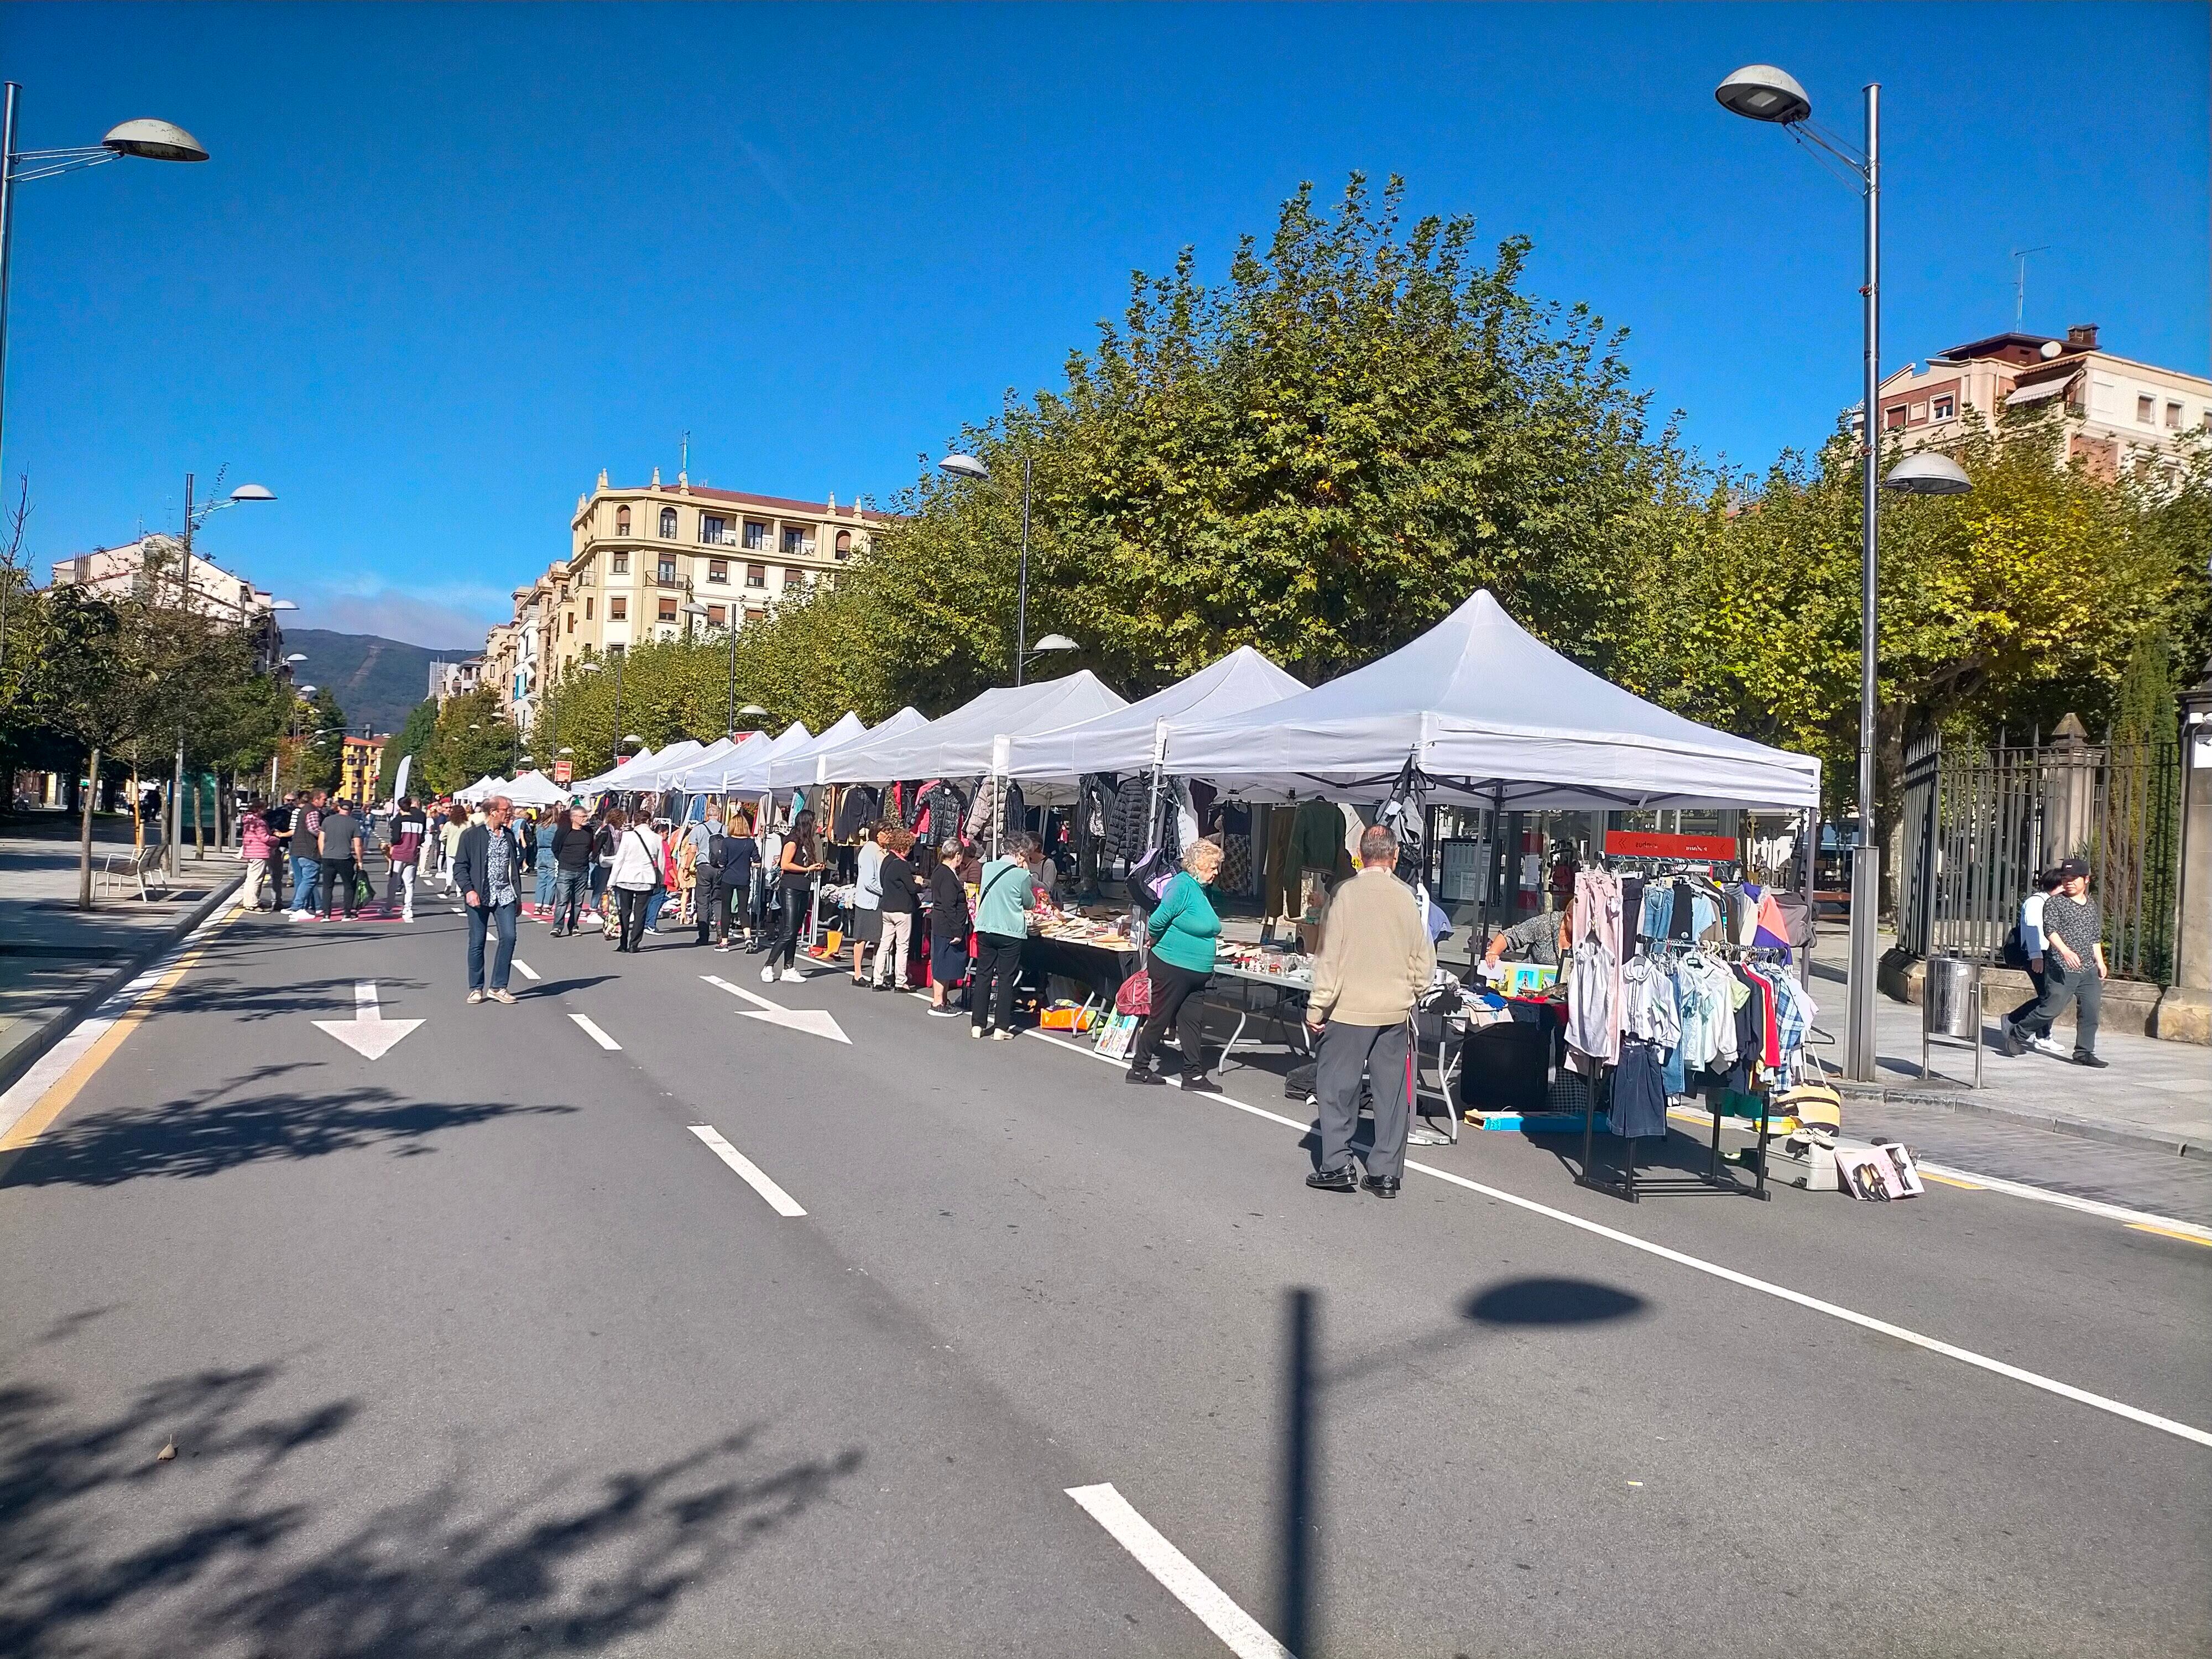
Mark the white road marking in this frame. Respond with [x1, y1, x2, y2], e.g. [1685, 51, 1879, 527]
[1022, 1031, 2212, 1448]
[688, 1124, 807, 1216]
[569, 1013, 621, 1050]
[1911, 1160, 2212, 1242]
[1066, 1483, 1292, 1659]
[311, 980, 423, 1060]
[511, 959, 541, 981]
[698, 975, 850, 1043]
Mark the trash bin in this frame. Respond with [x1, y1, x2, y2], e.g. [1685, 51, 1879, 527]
[1920, 952, 1984, 1088]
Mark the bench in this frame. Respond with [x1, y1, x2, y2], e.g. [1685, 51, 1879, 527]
[95, 843, 173, 902]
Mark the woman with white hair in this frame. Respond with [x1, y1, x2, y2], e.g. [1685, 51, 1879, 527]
[1128, 837, 1225, 1092]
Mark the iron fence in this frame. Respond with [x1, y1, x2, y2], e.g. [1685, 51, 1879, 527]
[1898, 725, 2180, 983]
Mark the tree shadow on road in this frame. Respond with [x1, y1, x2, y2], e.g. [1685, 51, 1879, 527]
[1, 1062, 575, 1190]
[0, 1359, 864, 1658]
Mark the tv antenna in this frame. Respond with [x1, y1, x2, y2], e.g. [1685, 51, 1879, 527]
[2012, 246, 2050, 328]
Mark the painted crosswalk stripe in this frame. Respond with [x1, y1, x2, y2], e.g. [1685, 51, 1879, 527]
[687, 1124, 806, 1217]
[569, 1013, 620, 1050]
[511, 959, 541, 981]
[1066, 1483, 1291, 1658]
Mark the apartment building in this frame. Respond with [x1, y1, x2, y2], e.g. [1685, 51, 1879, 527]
[49, 533, 287, 668]
[338, 734, 383, 805]
[534, 469, 894, 682]
[429, 656, 484, 706]
[1875, 324, 2211, 477]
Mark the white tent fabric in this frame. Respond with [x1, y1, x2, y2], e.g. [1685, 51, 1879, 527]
[500, 772, 572, 808]
[815, 673, 1128, 785]
[714, 722, 815, 793]
[1165, 590, 1820, 810]
[604, 739, 706, 791]
[664, 731, 771, 792]
[573, 745, 655, 794]
[764, 708, 926, 790]
[455, 775, 504, 804]
[999, 646, 1306, 783]
[640, 735, 741, 791]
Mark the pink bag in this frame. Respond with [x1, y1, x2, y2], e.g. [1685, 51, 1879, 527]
[1114, 969, 1152, 1018]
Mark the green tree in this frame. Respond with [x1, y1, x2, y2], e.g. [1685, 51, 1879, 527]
[382, 697, 438, 788]
[29, 589, 140, 907]
[418, 686, 517, 793]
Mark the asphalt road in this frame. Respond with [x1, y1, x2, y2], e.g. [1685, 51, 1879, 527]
[2, 895, 2208, 1658]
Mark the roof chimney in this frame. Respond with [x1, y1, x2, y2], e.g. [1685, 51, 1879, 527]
[2065, 323, 2099, 350]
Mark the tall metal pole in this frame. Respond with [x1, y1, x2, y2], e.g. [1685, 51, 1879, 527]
[727, 620, 737, 738]
[1847, 83, 1882, 1082]
[612, 650, 624, 769]
[0, 84, 19, 478]
[1013, 451, 1032, 686]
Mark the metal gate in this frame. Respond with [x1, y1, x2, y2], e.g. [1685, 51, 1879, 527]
[1897, 724, 2181, 982]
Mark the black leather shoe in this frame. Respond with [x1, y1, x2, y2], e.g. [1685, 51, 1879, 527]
[1179, 1075, 1223, 1094]
[2073, 1050, 2110, 1068]
[1306, 1166, 1358, 1193]
[1125, 1068, 1167, 1086]
[1362, 1174, 1401, 1199]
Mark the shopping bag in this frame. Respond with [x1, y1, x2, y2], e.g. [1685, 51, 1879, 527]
[1114, 971, 1152, 1018]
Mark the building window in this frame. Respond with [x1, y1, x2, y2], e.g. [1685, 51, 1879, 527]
[745, 564, 766, 588]
[784, 567, 805, 589]
[1884, 405, 1907, 431]
[657, 556, 676, 585]
[834, 529, 852, 560]
[566, 613, 576, 634]
[2137, 395, 2156, 423]
[708, 558, 728, 583]
[700, 514, 728, 544]
[780, 526, 811, 556]
[743, 520, 769, 551]
[608, 643, 624, 659]
[615, 505, 630, 535]
[1932, 395, 1955, 420]
[659, 506, 679, 538]
[2167, 401, 2184, 430]
[658, 596, 678, 623]
[611, 551, 629, 575]
[585, 598, 593, 620]
[1908, 401, 1926, 422]
[707, 604, 726, 625]
[608, 597, 627, 620]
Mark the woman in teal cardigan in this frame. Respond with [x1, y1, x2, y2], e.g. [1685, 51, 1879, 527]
[1130, 837, 1226, 1092]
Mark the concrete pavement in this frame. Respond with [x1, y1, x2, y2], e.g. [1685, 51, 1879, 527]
[1, 899, 2207, 1657]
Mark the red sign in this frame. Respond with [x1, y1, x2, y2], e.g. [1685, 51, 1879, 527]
[552, 759, 572, 786]
[1604, 831, 1739, 859]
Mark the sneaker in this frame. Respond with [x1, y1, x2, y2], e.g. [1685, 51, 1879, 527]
[714, 942, 731, 953]
[928, 1006, 962, 1018]
[761, 965, 777, 983]
[780, 969, 804, 984]
[2030, 1035, 2069, 1058]
[1180, 1075, 1223, 1094]
[466, 989, 484, 1005]
[1995, 1022, 2023, 1058]
[487, 988, 517, 1005]
[402, 911, 414, 924]
[2073, 1050, 2110, 1069]
[1126, 1067, 1167, 1087]
[971, 1024, 986, 1039]
[990, 1029, 1015, 1042]
[289, 911, 310, 921]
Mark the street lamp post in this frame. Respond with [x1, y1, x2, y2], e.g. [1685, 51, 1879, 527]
[0, 87, 208, 476]
[165, 473, 274, 869]
[939, 450, 1036, 685]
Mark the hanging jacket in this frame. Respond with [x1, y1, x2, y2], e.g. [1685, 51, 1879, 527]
[831, 786, 880, 844]
[1103, 776, 1149, 863]
[1289, 799, 1341, 871]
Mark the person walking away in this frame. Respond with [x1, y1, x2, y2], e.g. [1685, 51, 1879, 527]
[849, 821, 885, 984]
[531, 810, 560, 917]
[317, 799, 366, 920]
[514, 809, 539, 917]
[604, 807, 662, 953]
[453, 795, 524, 1003]
[691, 805, 727, 947]
[288, 790, 326, 920]
[263, 792, 294, 908]
[764, 810, 825, 983]
[437, 804, 467, 894]
[639, 818, 676, 935]
[1998, 867, 2063, 1056]
[2017, 858, 2109, 1068]
[872, 828, 922, 991]
[927, 840, 974, 1015]
[971, 832, 1039, 1040]
[237, 799, 273, 911]
[1127, 838, 1227, 1091]
[547, 806, 593, 936]
[588, 808, 618, 930]
[1305, 826, 1436, 1199]
[709, 810, 760, 952]
[385, 796, 427, 921]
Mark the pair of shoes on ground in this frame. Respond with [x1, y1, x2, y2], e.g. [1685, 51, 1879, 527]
[465, 988, 517, 1005]
[1306, 1164, 1401, 1199]
[970, 1024, 1015, 1042]
[1123, 1066, 1222, 1093]
[761, 966, 804, 984]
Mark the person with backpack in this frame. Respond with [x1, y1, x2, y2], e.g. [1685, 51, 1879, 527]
[690, 805, 727, 947]
[386, 796, 427, 922]
[1997, 867, 2063, 1057]
[709, 807, 761, 952]
[288, 790, 327, 920]
[971, 832, 1040, 1040]
[604, 806, 664, 953]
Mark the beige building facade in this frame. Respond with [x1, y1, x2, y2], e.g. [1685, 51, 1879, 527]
[50, 533, 288, 669]
[1875, 324, 2212, 477]
[490, 472, 894, 727]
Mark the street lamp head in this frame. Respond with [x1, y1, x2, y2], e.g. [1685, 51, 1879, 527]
[622, 733, 643, 744]
[1883, 452, 1974, 495]
[557, 747, 574, 756]
[269, 598, 298, 612]
[1030, 633, 1077, 654]
[285, 653, 307, 663]
[100, 118, 210, 163]
[680, 600, 710, 617]
[1715, 65, 1812, 125]
[739, 703, 768, 717]
[577, 661, 602, 674]
[228, 483, 275, 503]
[938, 453, 991, 483]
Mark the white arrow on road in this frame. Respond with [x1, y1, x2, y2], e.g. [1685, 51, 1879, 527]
[312, 980, 424, 1060]
[700, 975, 850, 1044]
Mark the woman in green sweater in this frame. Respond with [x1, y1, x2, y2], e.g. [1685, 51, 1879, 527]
[1130, 838, 1226, 1092]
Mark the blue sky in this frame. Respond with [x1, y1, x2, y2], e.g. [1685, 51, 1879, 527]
[4, 2, 2205, 649]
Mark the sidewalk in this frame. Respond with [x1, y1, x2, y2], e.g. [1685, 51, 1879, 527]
[0, 810, 244, 1096]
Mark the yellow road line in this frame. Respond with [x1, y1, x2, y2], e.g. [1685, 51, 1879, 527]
[0, 917, 228, 1170]
[1919, 1171, 1985, 1191]
[2127, 1222, 2212, 1248]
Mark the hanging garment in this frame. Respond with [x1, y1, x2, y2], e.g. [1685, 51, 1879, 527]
[1221, 833, 1254, 894]
[1672, 953, 1737, 1075]
[1640, 881, 1675, 943]
[1564, 868, 1624, 1070]
[1611, 1039, 1670, 1138]
[1620, 955, 1682, 1048]
[831, 785, 880, 844]
[1290, 799, 1342, 872]
[1104, 778, 1152, 863]
[965, 776, 1027, 844]
[1770, 969, 1817, 1063]
[1263, 806, 1298, 921]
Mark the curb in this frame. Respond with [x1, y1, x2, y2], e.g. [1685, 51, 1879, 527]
[0, 871, 244, 1101]
[1834, 1080, 2204, 1162]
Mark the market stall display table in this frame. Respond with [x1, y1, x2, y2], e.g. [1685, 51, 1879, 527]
[1023, 928, 1140, 1001]
[1209, 958, 1316, 1074]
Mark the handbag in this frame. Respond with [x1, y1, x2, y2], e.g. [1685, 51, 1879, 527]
[1114, 969, 1152, 1018]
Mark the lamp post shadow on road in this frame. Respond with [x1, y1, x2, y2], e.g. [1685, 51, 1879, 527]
[1274, 1276, 1648, 1657]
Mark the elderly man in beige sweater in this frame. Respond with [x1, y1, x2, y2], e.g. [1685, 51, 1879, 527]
[1305, 824, 1437, 1199]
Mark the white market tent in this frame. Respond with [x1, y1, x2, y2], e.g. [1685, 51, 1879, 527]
[500, 771, 572, 808]
[764, 707, 928, 791]
[999, 646, 1306, 785]
[815, 672, 1128, 787]
[713, 721, 816, 793]
[454, 775, 504, 804]
[602, 739, 706, 792]
[572, 745, 656, 794]
[1166, 590, 1820, 810]
[661, 732, 768, 791]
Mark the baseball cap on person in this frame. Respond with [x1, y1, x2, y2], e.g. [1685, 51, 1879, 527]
[2055, 857, 2090, 880]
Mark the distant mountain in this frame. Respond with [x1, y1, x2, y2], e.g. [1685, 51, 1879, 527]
[282, 629, 481, 738]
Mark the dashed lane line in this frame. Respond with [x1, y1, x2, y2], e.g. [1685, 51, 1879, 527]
[569, 1013, 621, 1050]
[1066, 1483, 1292, 1659]
[687, 1124, 807, 1216]
[511, 959, 541, 981]
[1019, 1026, 2212, 1449]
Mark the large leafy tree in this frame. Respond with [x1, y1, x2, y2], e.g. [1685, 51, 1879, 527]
[418, 686, 517, 794]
